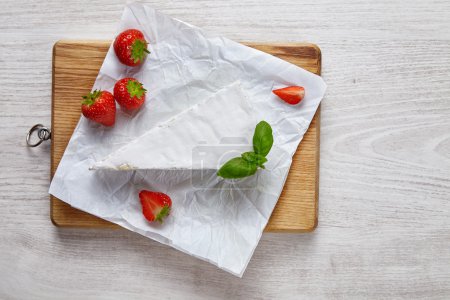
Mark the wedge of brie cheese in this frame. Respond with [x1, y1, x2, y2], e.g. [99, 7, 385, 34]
[91, 84, 256, 171]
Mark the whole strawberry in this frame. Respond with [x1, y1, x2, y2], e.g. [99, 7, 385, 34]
[114, 29, 150, 66]
[114, 78, 146, 110]
[139, 190, 172, 223]
[81, 90, 116, 126]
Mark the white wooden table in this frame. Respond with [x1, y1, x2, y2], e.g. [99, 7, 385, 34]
[1, 0, 449, 299]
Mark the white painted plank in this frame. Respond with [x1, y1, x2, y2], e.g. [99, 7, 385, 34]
[0, 0, 449, 299]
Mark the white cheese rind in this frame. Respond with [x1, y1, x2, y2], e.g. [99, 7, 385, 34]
[91, 84, 256, 171]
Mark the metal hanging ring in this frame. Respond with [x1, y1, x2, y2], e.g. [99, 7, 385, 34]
[26, 124, 51, 147]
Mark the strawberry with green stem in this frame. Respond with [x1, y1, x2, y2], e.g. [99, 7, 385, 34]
[81, 90, 116, 126]
[114, 78, 146, 110]
[114, 29, 150, 66]
[139, 190, 172, 223]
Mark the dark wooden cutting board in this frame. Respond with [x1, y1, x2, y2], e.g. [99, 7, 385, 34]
[51, 40, 321, 232]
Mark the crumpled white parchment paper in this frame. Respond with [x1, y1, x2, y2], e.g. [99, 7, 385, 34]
[49, 2, 327, 277]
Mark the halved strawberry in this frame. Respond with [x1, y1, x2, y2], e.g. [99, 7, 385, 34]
[272, 86, 305, 105]
[139, 190, 172, 223]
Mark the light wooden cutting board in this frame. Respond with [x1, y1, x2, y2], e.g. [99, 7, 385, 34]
[51, 40, 321, 232]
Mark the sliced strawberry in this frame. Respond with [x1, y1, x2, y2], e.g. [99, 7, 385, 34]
[272, 86, 305, 105]
[139, 190, 172, 223]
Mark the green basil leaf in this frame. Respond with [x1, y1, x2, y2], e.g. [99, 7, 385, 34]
[241, 152, 268, 167]
[253, 121, 273, 157]
[217, 157, 258, 179]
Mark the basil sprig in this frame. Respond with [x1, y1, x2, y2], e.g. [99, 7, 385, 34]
[217, 121, 273, 179]
[252, 121, 273, 156]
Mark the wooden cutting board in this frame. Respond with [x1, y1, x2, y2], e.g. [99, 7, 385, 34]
[51, 40, 321, 232]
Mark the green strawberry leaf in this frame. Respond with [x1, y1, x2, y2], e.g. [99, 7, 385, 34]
[81, 90, 102, 106]
[126, 80, 147, 98]
[131, 39, 150, 63]
[155, 205, 171, 223]
[253, 121, 273, 157]
[217, 157, 258, 179]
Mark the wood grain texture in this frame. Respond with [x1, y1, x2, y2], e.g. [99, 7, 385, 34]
[51, 40, 321, 232]
[1, 0, 450, 299]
